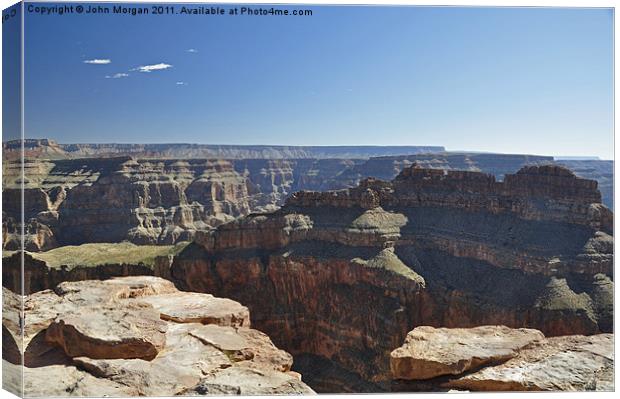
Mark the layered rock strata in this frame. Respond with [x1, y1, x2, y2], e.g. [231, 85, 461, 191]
[2, 139, 444, 160]
[1, 276, 313, 396]
[390, 325, 613, 392]
[2, 157, 366, 251]
[2, 157, 252, 250]
[170, 164, 613, 392]
[3, 152, 613, 252]
[2, 242, 186, 294]
[558, 160, 614, 209]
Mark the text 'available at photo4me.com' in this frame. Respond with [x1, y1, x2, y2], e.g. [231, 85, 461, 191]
[3, 3, 314, 19]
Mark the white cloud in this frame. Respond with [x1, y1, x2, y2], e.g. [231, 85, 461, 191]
[105, 73, 129, 79]
[133, 63, 173, 73]
[187, 48, 198, 53]
[176, 81, 188, 86]
[84, 59, 111, 64]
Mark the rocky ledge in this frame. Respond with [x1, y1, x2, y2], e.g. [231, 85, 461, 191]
[391, 325, 613, 391]
[2, 276, 314, 396]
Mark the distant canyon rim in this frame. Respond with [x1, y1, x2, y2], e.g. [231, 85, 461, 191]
[2, 139, 614, 393]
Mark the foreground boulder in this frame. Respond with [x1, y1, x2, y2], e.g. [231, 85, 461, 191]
[2, 277, 314, 396]
[391, 325, 613, 392]
[390, 326, 544, 380]
[445, 334, 614, 391]
[45, 304, 167, 361]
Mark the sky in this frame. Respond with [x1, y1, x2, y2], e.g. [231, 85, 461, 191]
[3, 3, 614, 159]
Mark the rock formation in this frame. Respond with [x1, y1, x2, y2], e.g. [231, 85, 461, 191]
[2, 139, 444, 160]
[2, 157, 253, 250]
[2, 161, 613, 394]
[391, 325, 613, 392]
[558, 160, 614, 209]
[390, 326, 545, 380]
[2, 276, 314, 396]
[2, 242, 185, 294]
[3, 147, 613, 252]
[169, 164, 613, 391]
[2, 156, 368, 251]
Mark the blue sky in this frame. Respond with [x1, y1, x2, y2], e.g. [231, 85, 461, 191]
[5, 3, 614, 158]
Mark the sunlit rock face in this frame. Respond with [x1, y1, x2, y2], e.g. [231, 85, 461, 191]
[3, 148, 613, 252]
[391, 325, 613, 392]
[2, 157, 251, 250]
[2, 276, 314, 397]
[390, 325, 546, 380]
[2, 156, 368, 251]
[171, 165, 613, 392]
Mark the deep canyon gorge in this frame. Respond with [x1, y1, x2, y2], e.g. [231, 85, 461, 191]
[2, 141, 614, 394]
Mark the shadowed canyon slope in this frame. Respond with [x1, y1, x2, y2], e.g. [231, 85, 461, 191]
[169, 164, 613, 391]
[2, 150, 613, 252]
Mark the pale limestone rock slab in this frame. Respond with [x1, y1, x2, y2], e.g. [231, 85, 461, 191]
[183, 366, 316, 395]
[444, 334, 614, 391]
[390, 325, 544, 380]
[235, 328, 294, 372]
[45, 303, 167, 360]
[23, 364, 136, 397]
[72, 323, 233, 396]
[140, 291, 250, 327]
[189, 324, 249, 351]
[9, 276, 313, 396]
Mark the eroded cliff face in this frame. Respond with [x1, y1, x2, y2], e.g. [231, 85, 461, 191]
[2, 157, 247, 250]
[3, 151, 613, 252]
[2, 157, 368, 251]
[2, 243, 184, 295]
[170, 164, 613, 392]
[2, 139, 444, 160]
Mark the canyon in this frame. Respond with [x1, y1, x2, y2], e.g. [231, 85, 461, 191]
[2, 142, 614, 394]
[2, 146, 613, 252]
[167, 164, 613, 391]
[2, 139, 445, 161]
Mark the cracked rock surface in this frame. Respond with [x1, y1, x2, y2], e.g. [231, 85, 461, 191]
[2, 276, 314, 396]
[390, 325, 613, 392]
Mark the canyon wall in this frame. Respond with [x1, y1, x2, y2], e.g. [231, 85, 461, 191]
[558, 159, 614, 209]
[170, 165, 613, 392]
[2, 152, 612, 251]
[3, 163, 613, 392]
[335, 154, 613, 209]
[2, 139, 444, 160]
[2, 251, 173, 295]
[2, 156, 372, 250]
